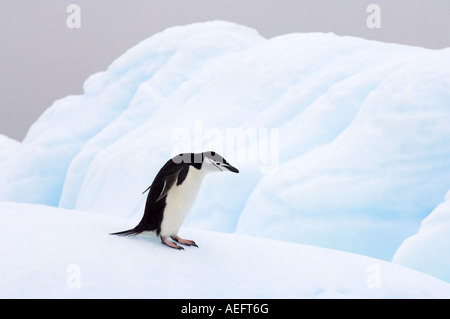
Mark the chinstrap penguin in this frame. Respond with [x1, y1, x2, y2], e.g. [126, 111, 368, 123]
[111, 151, 239, 250]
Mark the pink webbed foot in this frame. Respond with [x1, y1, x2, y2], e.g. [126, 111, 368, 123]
[171, 235, 198, 248]
[160, 236, 184, 250]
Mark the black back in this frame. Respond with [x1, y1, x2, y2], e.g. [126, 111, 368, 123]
[134, 153, 202, 235]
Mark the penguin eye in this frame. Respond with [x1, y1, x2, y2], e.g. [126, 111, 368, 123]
[216, 162, 221, 166]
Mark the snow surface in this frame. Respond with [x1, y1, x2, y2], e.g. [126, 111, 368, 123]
[1, 201, 449, 298]
[1, 21, 450, 278]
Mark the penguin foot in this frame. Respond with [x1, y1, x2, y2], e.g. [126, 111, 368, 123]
[171, 235, 199, 248]
[160, 236, 184, 250]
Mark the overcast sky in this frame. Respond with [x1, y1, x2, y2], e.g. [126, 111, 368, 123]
[1, 0, 449, 141]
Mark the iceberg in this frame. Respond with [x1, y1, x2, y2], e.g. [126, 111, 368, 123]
[0, 135, 20, 163]
[1, 21, 450, 264]
[236, 48, 450, 259]
[393, 190, 450, 282]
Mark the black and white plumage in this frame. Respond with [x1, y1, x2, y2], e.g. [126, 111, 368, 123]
[111, 151, 239, 250]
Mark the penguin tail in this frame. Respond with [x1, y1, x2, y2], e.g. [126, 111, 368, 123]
[110, 228, 141, 237]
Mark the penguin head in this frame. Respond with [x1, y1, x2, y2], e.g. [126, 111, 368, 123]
[202, 151, 239, 174]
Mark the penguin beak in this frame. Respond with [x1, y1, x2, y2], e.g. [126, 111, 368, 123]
[223, 163, 239, 173]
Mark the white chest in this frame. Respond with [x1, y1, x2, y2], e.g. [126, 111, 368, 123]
[160, 166, 205, 236]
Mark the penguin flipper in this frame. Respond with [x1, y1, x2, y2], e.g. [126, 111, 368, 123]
[156, 169, 182, 202]
[142, 185, 152, 194]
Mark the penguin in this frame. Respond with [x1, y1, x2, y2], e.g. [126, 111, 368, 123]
[111, 151, 239, 250]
